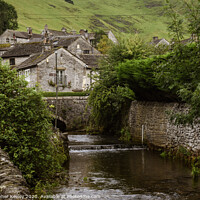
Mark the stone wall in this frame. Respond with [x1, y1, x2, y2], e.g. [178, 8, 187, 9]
[128, 101, 200, 154]
[0, 149, 30, 199]
[3, 56, 29, 66]
[37, 48, 87, 92]
[45, 96, 90, 131]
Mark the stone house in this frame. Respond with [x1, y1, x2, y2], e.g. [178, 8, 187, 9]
[1, 42, 43, 67]
[150, 36, 170, 47]
[15, 47, 89, 92]
[79, 29, 118, 45]
[79, 54, 103, 88]
[0, 28, 42, 44]
[53, 36, 100, 56]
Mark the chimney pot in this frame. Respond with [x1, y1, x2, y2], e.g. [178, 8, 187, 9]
[153, 36, 158, 41]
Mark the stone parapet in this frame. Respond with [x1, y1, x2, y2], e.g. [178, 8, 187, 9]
[0, 148, 30, 199]
[45, 96, 90, 131]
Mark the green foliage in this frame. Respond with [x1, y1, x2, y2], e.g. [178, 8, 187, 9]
[164, 0, 185, 43]
[119, 127, 131, 142]
[97, 35, 113, 54]
[155, 43, 200, 124]
[191, 164, 200, 179]
[88, 35, 152, 134]
[92, 30, 107, 48]
[160, 151, 167, 158]
[42, 91, 90, 97]
[88, 84, 134, 133]
[182, 0, 200, 44]
[107, 35, 151, 64]
[0, 60, 67, 187]
[0, 0, 18, 34]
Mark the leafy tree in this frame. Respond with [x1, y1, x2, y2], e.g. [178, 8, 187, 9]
[0, 60, 67, 187]
[97, 35, 113, 54]
[182, 0, 200, 44]
[155, 43, 200, 125]
[0, 0, 18, 34]
[88, 35, 149, 134]
[164, 0, 185, 44]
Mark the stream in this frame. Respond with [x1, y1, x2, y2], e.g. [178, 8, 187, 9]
[54, 133, 200, 200]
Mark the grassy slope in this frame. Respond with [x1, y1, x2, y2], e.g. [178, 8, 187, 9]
[4, 0, 173, 40]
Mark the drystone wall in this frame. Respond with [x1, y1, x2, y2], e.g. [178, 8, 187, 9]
[129, 101, 200, 154]
[0, 148, 30, 199]
[45, 96, 90, 131]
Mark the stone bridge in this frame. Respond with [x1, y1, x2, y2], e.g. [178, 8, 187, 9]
[44, 96, 90, 132]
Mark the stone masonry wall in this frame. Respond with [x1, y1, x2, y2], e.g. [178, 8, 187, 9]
[45, 96, 90, 131]
[129, 101, 200, 154]
[0, 149, 30, 199]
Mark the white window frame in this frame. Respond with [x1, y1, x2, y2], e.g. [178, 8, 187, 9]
[25, 69, 30, 82]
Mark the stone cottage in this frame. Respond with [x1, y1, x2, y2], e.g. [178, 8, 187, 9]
[1, 42, 43, 66]
[15, 47, 88, 92]
[0, 28, 42, 44]
[150, 36, 170, 47]
[53, 36, 100, 56]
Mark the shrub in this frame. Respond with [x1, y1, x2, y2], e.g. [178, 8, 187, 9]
[0, 61, 67, 187]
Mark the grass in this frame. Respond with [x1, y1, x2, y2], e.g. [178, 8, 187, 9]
[4, 0, 177, 41]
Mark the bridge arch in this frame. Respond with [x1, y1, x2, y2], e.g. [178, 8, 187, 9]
[52, 115, 67, 132]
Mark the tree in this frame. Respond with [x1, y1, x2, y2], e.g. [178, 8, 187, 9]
[155, 43, 200, 125]
[0, 0, 18, 34]
[88, 35, 149, 134]
[97, 35, 113, 54]
[164, 0, 185, 44]
[0, 60, 67, 187]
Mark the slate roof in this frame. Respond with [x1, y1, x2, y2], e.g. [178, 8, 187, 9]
[150, 38, 163, 45]
[7, 30, 42, 39]
[2, 43, 43, 58]
[16, 50, 54, 70]
[48, 29, 68, 37]
[53, 37, 79, 47]
[151, 39, 163, 45]
[79, 54, 103, 69]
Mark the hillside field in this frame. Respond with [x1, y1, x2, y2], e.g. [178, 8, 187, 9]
[4, 0, 176, 41]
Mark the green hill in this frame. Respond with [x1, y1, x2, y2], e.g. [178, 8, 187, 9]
[4, 0, 173, 40]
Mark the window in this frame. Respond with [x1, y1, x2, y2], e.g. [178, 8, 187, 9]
[6, 38, 9, 43]
[83, 50, 90, 54]
[18, 71, 23, 76]
[10, 58, 15, 66]
[25, 69, 30, 82]
[56, 70, 66, 85]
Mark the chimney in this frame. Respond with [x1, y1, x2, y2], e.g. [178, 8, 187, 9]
[13, 33, 17, 43]
[79, 29, 85, 35]
[76, 44, 82, 57]
[61, 27, 66, 33]
[153, 36, 158, 42]
[71, 30, 77, 35]
[27, 27, 32, 39]
[44, 24, 48, 32]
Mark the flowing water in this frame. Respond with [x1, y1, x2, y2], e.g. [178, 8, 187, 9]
[54, 133, 200, 200]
